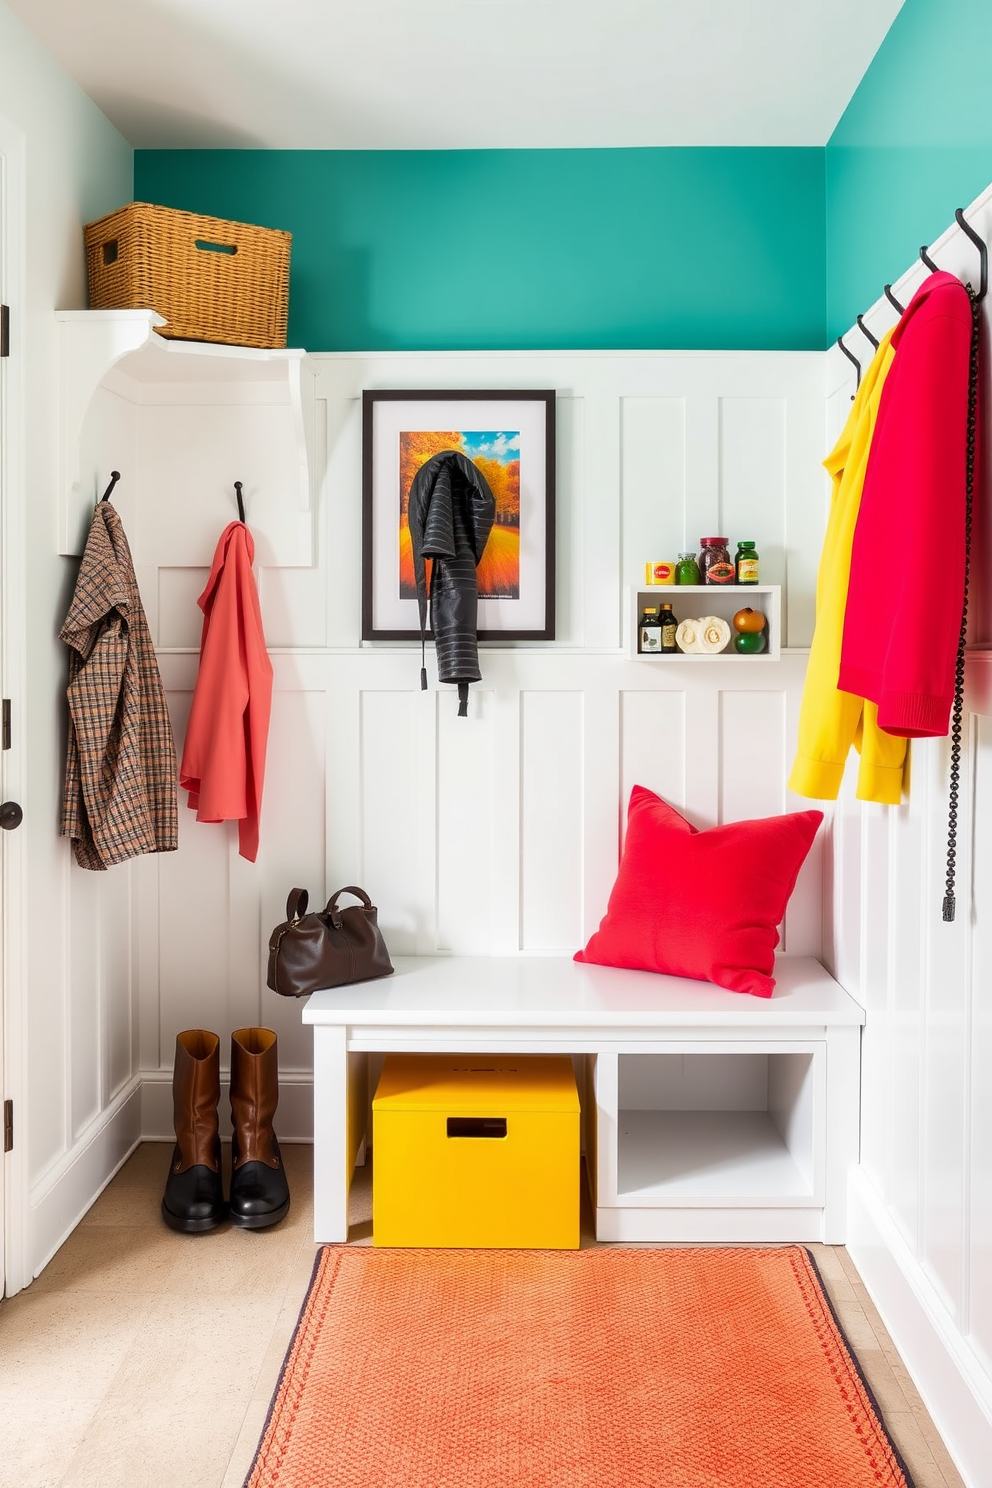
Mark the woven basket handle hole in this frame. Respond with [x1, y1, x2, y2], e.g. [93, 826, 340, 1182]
[102, 240, 119, 266]
[195, 239, 238, 256]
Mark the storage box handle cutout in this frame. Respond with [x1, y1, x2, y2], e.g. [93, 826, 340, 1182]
[195, 239, 238, 255]
[447, 1118, 507, 1139]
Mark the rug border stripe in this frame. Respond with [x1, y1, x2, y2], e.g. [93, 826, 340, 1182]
[242, 1244, 332, 1488]
[802, 1245, 918, 1488]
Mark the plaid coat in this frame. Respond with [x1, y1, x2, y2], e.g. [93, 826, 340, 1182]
[60, 502, 178, 870]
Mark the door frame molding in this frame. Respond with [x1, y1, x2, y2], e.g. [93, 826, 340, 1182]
[0, 116, 32, 1297]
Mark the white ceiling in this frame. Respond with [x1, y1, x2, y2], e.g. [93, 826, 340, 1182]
[6, 0, 905, 150]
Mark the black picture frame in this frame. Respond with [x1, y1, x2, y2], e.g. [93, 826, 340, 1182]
[362, 388, 556, 642]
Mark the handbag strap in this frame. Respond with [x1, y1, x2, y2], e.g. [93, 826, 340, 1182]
[324, 885, 373, 928]
[285, 887, 309, 922]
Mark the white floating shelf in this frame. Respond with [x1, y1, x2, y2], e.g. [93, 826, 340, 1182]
[55, 310, 317, 557]
[625, 584, 781, 660]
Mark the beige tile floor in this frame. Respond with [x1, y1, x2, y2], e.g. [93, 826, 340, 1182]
[0, 1141, 969, 1488]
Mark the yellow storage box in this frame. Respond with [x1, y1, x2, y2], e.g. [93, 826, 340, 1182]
[372, 1054, 580, 1248]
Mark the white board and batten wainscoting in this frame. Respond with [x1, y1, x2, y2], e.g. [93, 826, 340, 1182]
[37, 197, 992, 1484]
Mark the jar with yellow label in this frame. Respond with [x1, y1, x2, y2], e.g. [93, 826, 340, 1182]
[699, 537, 735, 585]
[735, 541, 760, 584]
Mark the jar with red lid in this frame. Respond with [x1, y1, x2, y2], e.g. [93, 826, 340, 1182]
[699, 537, 735, 585]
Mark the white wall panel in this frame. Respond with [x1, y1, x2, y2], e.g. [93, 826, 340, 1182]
[258, 565, 327, 650]
[158, 568, 209, 649]
[360, 691, 422, 957]
[719, 397, 786, 594]
[620, 689, 687, 815]
[922, 732, 970, 1322]
[621, 397, 685, 583]
[859, 804, 892, 1196]
[436, 690, 495, 954]
[719, 691, 785, 824]
[134, 402, 312, 570]
[554, 396, 583, 648]
[256, 686, 329, 1071]
[969, 717, 992, 1376]
[684, 395, 720, 541]
[103, 866, 134, 1103]
[158, 780, 234, 1051]
[68, 865, 101, 1144]
[889, 773, 926, 1250]
[520, 691, 583, 952]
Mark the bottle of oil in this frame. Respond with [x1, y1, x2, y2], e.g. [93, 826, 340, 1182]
[638, 605, 662, 653]
[659, 602, 679, 653]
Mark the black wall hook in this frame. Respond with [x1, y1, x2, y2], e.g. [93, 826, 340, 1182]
[837, 335, 861, 397]
[856, 314, 879, 350]
[100, 470, 121, 503]
[234, 480, 245, 523]
[920, 243, 940, 274]
[954, 207, 988, 302]
[884, 283, 905, 315]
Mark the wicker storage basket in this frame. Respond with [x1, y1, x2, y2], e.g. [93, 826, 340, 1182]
[84, 202, 291, 348]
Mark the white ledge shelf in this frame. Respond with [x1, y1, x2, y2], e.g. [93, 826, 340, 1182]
[625, 584, 782, 661]
[55, 309, 317, 557]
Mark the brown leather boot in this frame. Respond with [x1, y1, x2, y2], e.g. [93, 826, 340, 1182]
[229, 1027, 290, 1229]
[161, 1029, 226, 1233]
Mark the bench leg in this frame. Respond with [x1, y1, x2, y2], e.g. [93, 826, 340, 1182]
[312, 1025, 351, 1243]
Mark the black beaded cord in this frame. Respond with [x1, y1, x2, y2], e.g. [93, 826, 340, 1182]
[942, 284, 981, 923]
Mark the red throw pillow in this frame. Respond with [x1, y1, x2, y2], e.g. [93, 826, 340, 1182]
[575, 786, 823, 998]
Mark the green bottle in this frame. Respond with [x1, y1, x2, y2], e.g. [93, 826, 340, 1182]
[735, 541, 759, 584]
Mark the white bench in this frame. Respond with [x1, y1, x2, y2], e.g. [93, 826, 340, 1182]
[302, 954, 864, 1245]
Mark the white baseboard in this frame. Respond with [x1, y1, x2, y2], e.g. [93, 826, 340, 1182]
[848, 1166, 992, 1488]
[140, 1068, 314, 1143]
[30, 1078, 143, 1278]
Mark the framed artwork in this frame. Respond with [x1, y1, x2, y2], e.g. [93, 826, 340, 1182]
[361, 389, 556, 642]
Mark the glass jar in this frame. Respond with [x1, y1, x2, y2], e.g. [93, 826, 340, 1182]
[675, 551, 700, 585]
[699, 537, 735, 585]
[735, 541, 760, 584]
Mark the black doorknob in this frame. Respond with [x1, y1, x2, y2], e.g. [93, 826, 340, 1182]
[0, 801, 23, 830]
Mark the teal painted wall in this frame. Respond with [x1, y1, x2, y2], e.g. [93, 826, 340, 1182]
[826, 0, 992, 341]
[134, 148, 825, 352]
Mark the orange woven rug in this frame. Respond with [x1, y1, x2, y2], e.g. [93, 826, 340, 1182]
[246, 1246, 914, 1488]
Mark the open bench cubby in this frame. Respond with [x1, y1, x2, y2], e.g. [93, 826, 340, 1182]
[304, 955, 863, 1247]
[589, 1042, 830, 1241]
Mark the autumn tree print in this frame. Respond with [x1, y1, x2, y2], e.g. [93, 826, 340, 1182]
[398, 430, 521, 600]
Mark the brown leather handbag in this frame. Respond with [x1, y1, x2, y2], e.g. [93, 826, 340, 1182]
[266, 886, 394, 997]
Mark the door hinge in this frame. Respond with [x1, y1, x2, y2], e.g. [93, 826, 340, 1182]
[3, 1100, 12, 1153]
[2, 700, 10, 750]
[0, 305, 8, 358]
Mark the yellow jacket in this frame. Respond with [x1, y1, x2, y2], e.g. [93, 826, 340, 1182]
[789, 331, 907, 806]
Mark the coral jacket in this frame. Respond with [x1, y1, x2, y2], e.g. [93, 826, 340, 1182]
[789, 330, 907, 805]
[180, 522, 273, 862]
[839, 271, 975, 738]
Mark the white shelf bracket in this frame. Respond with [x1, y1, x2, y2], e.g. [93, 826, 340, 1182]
[55, 309, 164, 555]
